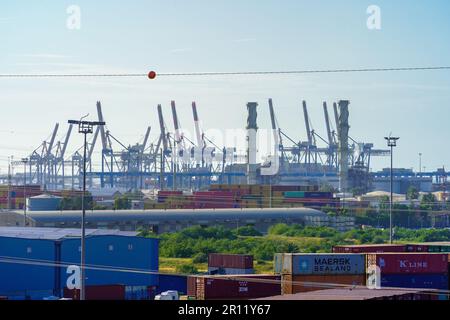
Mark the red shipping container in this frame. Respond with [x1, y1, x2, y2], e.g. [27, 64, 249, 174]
[366, 253, 449, 274]
[333, 244, 407, 253]
[208, 253, 254, 269]
[194, 274, 280, 300]
[187, 276, 197, 296]
[63, 284, 126, 300]
[158, 191, 183, 195]
[406, 244, 429, 252]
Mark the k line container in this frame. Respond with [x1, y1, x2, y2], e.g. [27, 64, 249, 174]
[366, 253, 449, 274]
[208, 253, 254, 269]
[380, 274, 449, 290]
[281, 253, 366, 275]
[281, 274, 366, 294]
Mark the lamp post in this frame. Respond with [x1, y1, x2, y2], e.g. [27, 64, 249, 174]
[21, 158, 29, 226]
[385, 136, 399, 244]
[419, 153, 422, 176]
[11, 158, 29, 223]
[68, 118, 105, 301]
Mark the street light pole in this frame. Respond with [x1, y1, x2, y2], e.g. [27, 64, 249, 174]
[22, 158, 29, 226]
[68, 118, 105, 301]
[385, 136, 399, 244]
[419, 153, 422, 176]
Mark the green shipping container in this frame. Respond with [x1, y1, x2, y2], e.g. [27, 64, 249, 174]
[284, 191, 305, 198]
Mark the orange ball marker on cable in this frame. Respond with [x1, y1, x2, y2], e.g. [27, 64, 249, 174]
[148, 71, 157, 79]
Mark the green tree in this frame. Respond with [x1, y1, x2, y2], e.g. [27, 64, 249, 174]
[407, 186, 419, 200]
[176, 264, 199, 274]
[114, 195, 131, 210]
[319, 184, 336, 193]
[234, 226, 262, 236]
[59, 194, 93, 210]
[351, 187, 365, 197]
[421, 193, 438, 210]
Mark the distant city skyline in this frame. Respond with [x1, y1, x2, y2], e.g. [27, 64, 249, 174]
[1, 1, 450, 173]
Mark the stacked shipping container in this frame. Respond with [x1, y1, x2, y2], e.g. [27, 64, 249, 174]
[156, 274, 188, 295]
[275, 253, 366, 294]
[0, 185, 42, 209]
[63, 285, 155, 300]
[188, 274, 281, 300]
[208, 253, 254, 275]
[366, 253, 449, 290]
[333, 243, 449, 253]
[150, 184, 337, 210]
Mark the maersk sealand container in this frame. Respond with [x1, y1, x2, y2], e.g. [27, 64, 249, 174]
[274, 253, 282, 274]
[0, 237, 56, 299]
[281, 253, 366, 275]
[59, 235, 158, 291]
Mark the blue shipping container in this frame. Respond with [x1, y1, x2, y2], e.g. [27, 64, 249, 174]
[156, 274, 187, 295]
[282, 253, 365, 275]
[381, 274, 449, 290]
[60, 236, 158, 289]
[0, 237, 56, 299]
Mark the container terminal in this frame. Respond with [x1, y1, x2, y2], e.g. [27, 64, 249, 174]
[1, 99, 444, 194]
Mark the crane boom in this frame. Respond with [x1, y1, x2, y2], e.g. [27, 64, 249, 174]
[96, 101, 108, 151]
[302, 101, 312, 145]
[323, 102, 333, 146]
[46, 123, 59, 158]
[171, 100, 182, 145]
[333, 102, 339, 133]
[192, 101, 204, 148]
[268, 98, 280, 145]
[87, 126, 100, 162]
[142, 126, 151, 152]
[60, 124, 73, 159]
[157, 104, 168, 152]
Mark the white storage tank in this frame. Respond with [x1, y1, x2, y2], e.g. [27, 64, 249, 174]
[28, 194, 62, 211]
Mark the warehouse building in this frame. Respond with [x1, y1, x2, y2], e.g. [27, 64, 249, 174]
[0, 227, 158, 300]
[13, 208, 355, 233]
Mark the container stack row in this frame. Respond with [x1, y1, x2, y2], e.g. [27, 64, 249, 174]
[275, 253, 366, 294]
[0, 185, 42, 209]
[207, 253, 254, 275]
[146, 184, 338, 210]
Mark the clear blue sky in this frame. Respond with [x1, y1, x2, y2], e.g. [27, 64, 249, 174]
[1, 0, 450, 173]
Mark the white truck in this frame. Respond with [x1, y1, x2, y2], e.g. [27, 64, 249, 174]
[154, 290, 179, 300]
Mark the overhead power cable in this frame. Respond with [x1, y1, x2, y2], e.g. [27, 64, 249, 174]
[1, 255, 449, 297]
[0, 66, 449, 78]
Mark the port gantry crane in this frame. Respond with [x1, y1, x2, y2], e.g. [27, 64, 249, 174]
[14, 98, 391, 191]
[265, 99, 390, 182]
